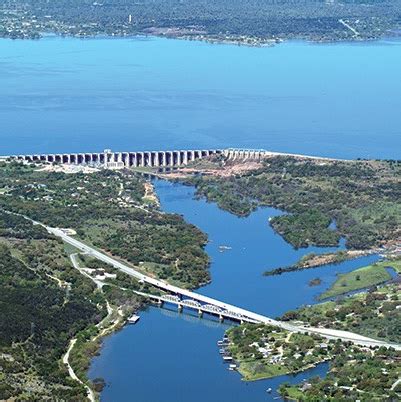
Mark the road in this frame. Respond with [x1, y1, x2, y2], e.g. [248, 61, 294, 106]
[70, 253, 104, 289]
[391, 377, 401, 391]
[62, 338, 96, 402]
[44, 225, 401, 350]
[339, 19, 360, 36]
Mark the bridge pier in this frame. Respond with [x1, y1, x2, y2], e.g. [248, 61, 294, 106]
[178, 303, 183, 313]
[224, 148, 268, 162]
[198, 309, 203, 318]
[175, 151, 181, 166]
[182, 151, 188, 165]
[219, 314, 224, 322]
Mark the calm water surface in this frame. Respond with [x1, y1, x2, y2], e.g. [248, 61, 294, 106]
[88, 180, 378, 402]
[1, 36, 401, 158]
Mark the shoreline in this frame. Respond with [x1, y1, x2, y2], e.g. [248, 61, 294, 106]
[1, 30, 400, 49]
[82, 179, 399, 392]
[263, 249, 377, 277]
[237, 359, 331, 382]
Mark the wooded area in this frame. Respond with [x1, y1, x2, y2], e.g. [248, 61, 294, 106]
[186, 156, 401, 250]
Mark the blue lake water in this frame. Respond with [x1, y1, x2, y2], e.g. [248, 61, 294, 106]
[1, 35, 397, 401]
[1, 36, 401, 159]
[153, 180, 377, 317]
[88, 179, 378, 402]
[89, 306, 329, 402]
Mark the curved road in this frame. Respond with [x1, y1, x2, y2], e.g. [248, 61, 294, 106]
[62, 338, 96, 402]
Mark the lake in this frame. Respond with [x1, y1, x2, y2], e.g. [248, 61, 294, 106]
[1, 35, 398, 401]
[1, 36, 401, 159]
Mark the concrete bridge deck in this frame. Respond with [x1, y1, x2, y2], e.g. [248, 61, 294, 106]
[42, 224, 399, 350]
[134, 291, 260, 323]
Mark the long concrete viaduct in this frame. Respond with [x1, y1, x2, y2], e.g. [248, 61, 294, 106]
[8, 149, 223, 168]
[4, 148, 273, 169]
[1, 148, 344, 169]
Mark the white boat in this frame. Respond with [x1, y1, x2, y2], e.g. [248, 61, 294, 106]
[218, 245, 232, 253]
[127, 314, 140, 324]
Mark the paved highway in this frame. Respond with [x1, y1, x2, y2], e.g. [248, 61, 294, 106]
[42, 225, 401, 350]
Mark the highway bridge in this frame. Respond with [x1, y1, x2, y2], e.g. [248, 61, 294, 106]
[2, 148, 341, 169]
[134, 291, 260, 323]
[38, 224, 400, 350]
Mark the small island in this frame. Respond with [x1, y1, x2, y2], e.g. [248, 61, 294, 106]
[308, 277, 322, 287]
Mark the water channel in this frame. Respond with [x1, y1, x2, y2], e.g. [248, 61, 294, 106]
[88, 179, 378, 401]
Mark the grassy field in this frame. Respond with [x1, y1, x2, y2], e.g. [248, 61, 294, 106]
[63, 242, 81, 256]
[238, 361, 288, 381]
[385, 257, 401, 273]
[281, 386, 304, 401]
[319, 260, 397, 300]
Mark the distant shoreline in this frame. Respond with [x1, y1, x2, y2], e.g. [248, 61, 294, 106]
[1, 30, 401, 49]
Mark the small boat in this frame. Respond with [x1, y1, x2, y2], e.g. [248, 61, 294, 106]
[266, 388, 272, 393]
[218, 245, 232, 253]
[219, 348, 226, 354]
[217, 340, 227, 346]
[229, 364, 237, 371]
[127, 314, 140, 324]
[223, 356, 233, 362]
